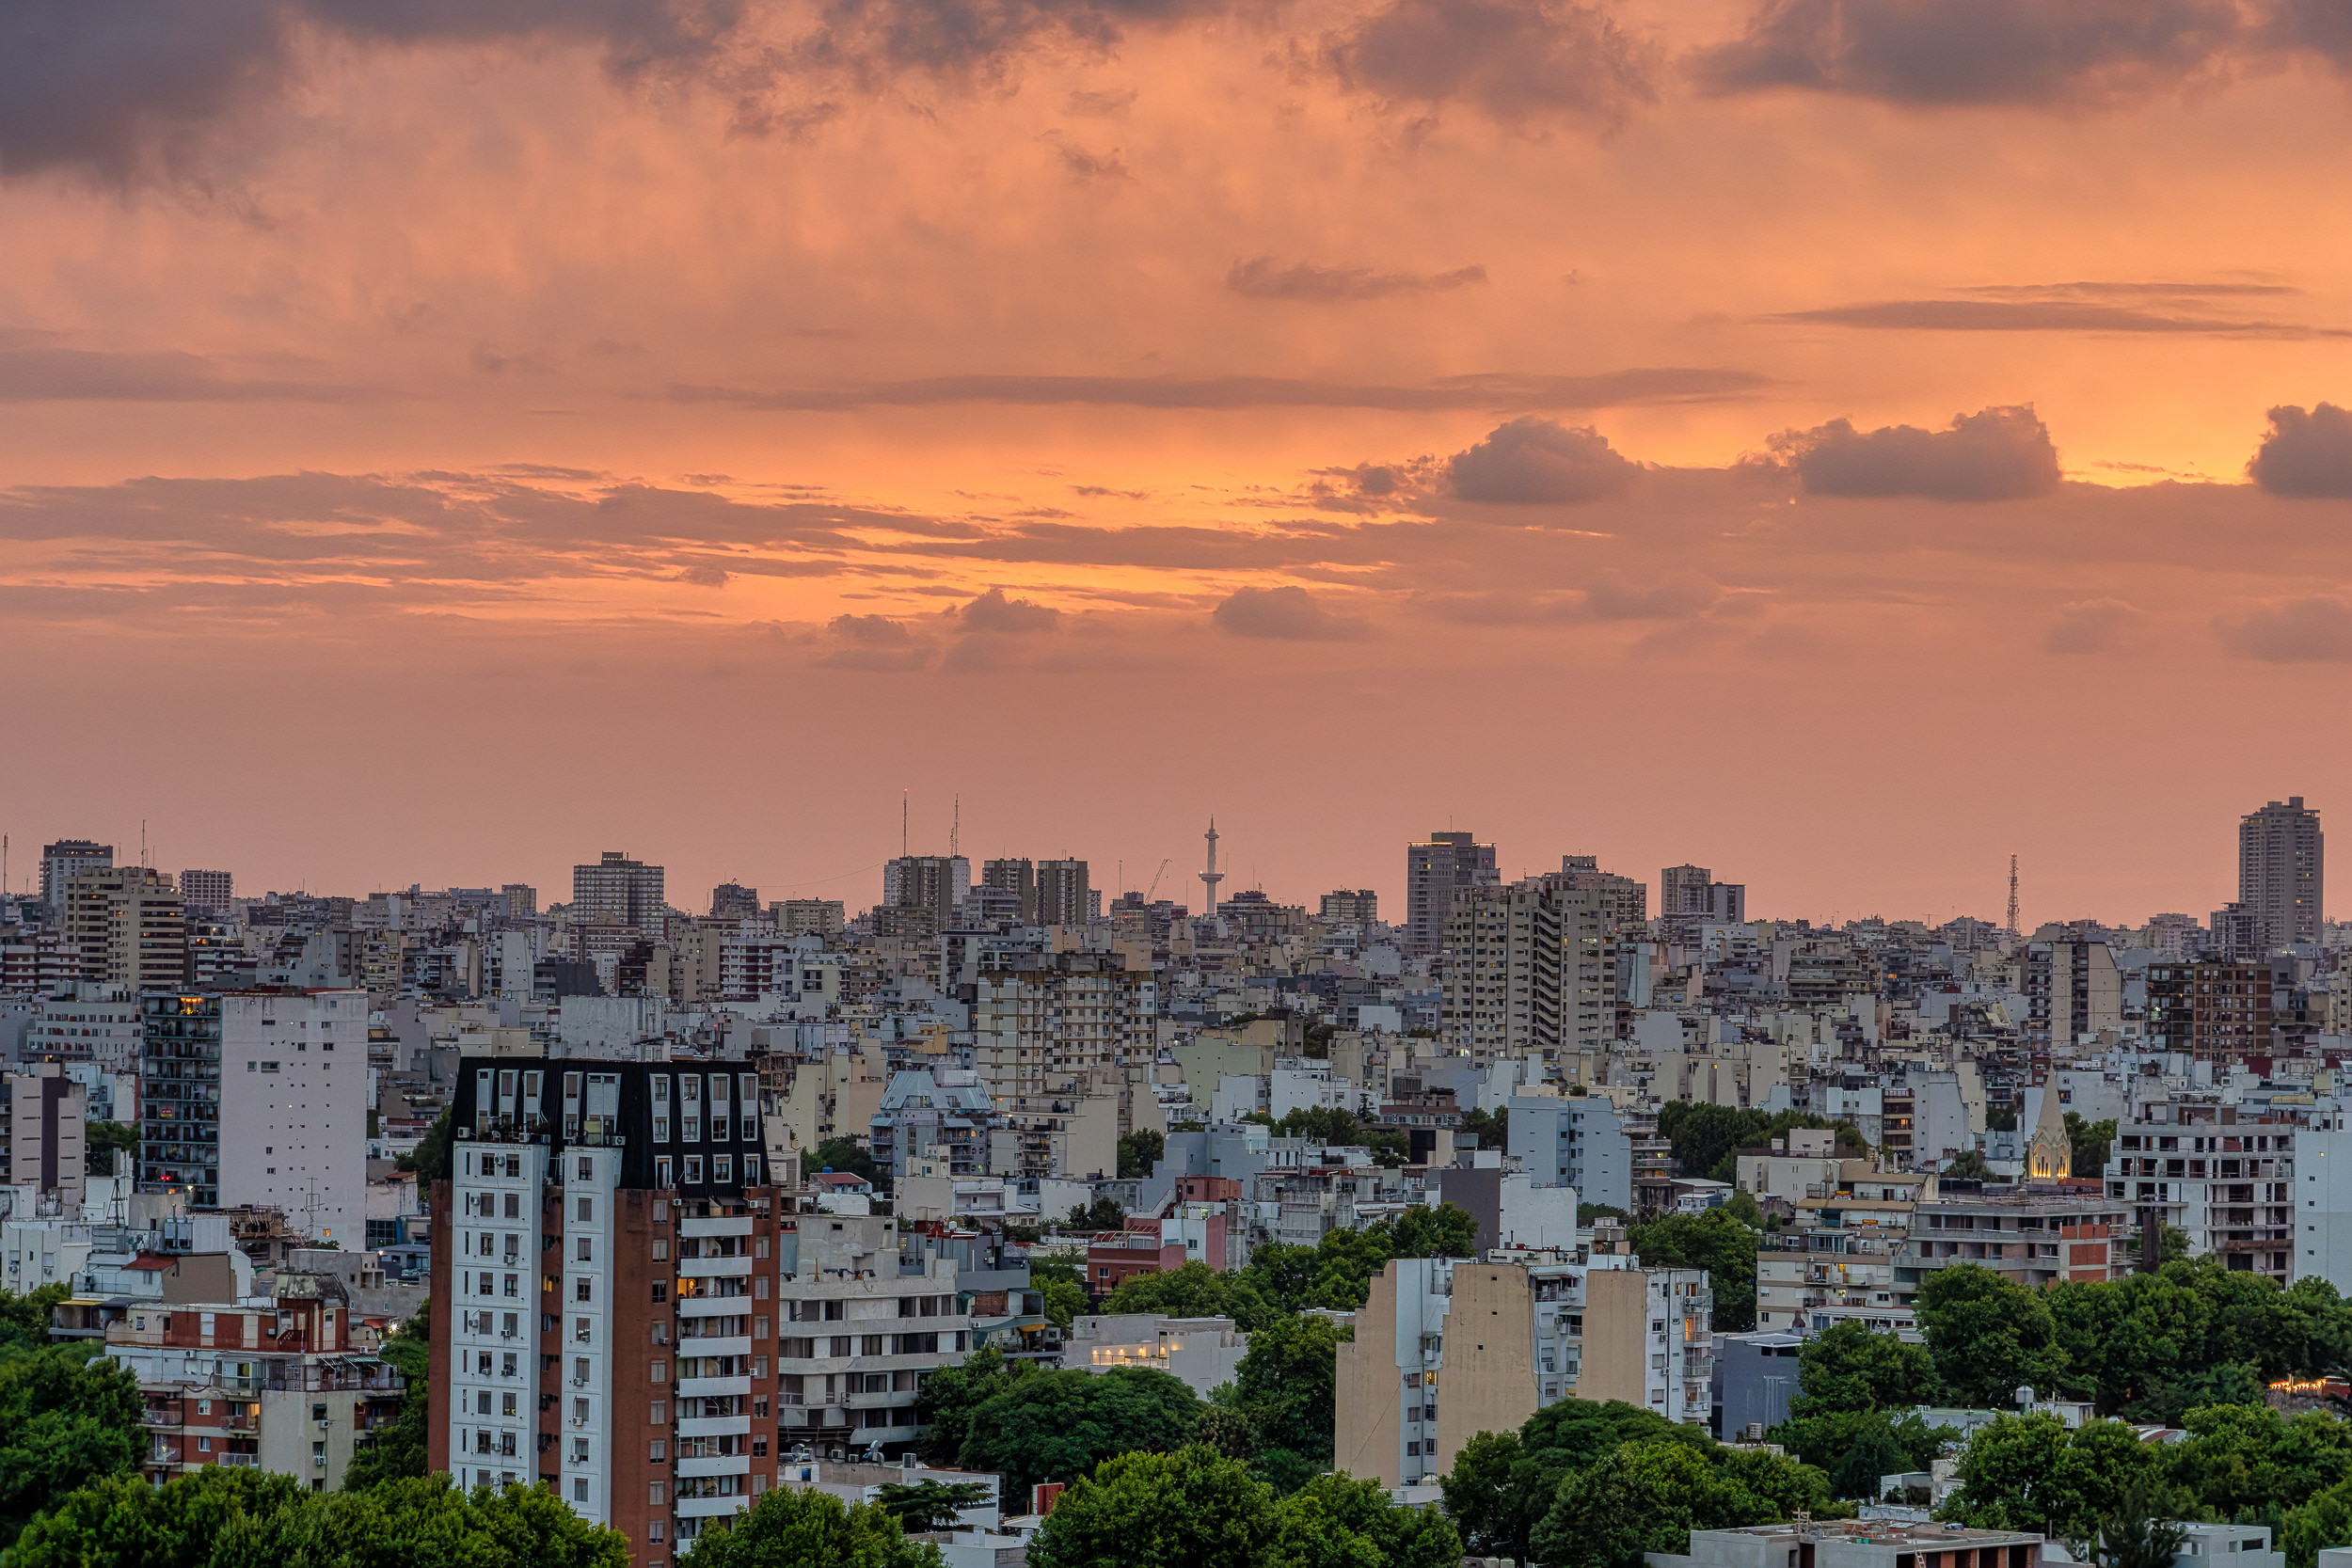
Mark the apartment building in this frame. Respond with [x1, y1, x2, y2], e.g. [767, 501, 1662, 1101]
[573, 852, 667, 934]
[2023, 942, 2122, 1051]
[22, 986, 151, 1074]
[428, 1057, 781, 1566]
[1065, 1314, 1246, 1398]
[63, 867, 188, 990]
[2240, 797, 2323, 952]
[1335, 1255, 1711, 1488]
[40, 839, 113, 912]
[179, 869, 234, 916]
[1653, 1521, 2050, 1568]
[2108, 1122, 2296, 1279]
[1, 1067, 88, 1214]
[1897, 1190, 2132, 1302]
[1404, 830, 1498, 956]
[971, 950, 1149, 1106]
[1507, 1094, 1632, 1212]
[107, 1270, 404, 1491]
[2145, 959, 2298, 1062]
[140, 990, 370, 1243]
[774, 1213, 972, 1456]
[1440, 879, 1613, 1069]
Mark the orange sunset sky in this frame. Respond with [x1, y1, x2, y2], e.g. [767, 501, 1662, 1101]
[8, 0, 2352, 925]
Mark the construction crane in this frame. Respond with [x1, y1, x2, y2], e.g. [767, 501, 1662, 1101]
[1144, 858, 1171, 902]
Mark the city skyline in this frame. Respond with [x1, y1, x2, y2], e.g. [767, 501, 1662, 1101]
[6, 790, 2328, 935]
[8, 7, 2352, 944]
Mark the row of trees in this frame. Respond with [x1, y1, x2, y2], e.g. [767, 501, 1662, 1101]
[1441, 1397, 1844, 1566]
[1088, 1204, 1480, 1330]
[915, 1312, 1352, 1497]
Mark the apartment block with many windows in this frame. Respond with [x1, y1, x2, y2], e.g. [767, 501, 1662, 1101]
[428, 1057, 783, 1567]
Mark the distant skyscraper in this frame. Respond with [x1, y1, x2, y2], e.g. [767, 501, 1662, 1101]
[708, 881, 760, 922]
[1559, 856, 1646, 933]
[178, 868, 232, 915]
[981, 858, 1038, 921]
[2239, 796, 2322, 952]
[1661, 863, 1745, 928]
[1320, 889, 1378, 925]
[882, 855, 969, 930]
[40, 840, 113, 913]
[1405, 830, 1498, 955]
[1035, 859, 1090, 926]
[572, 851, 665, 930]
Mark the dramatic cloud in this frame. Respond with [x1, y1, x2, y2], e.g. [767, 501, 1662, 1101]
[1446, 417, 1641, 503]
[1212, 585, 1368, 640]
[817, 610, 932, 670]
[1226, 258, 1488, 302]
[1579, 569, 1724, 620]
[0, 0, 291, 180]
[955, 585, 1061, 633]
[0, 0, 1213, 182]
[2265, 0, 2352, 71]
[1327, 0, 1658, 129]
[2215, 596, 2352, 662]
[2043, 597, 2147, 654]
[1765, 404, 2061, 500]
[671, 367, 1768, 412]
[2248, 403, 2352, 497]
[1692, 0, 2243, 105]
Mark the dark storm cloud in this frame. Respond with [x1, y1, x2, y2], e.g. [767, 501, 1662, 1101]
[2264, 0, 2352, 71]
[1764, 404, 2061, 500]
[2248, 404, 2352, 498]
[1226, 258, 1488, 302]
[672, 367, 1767, 412]
[2215, 596, 2352, 662]
[1446, 417, 1641, 503]
[1326, 0, 1659, 129]
[0, 0, 293, 180]
[1692, 0, 2243, 105]
[1212, 585, 1369, 641]
[0, 0, 1215, 182]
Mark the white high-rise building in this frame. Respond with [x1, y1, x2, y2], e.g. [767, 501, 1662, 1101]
[214, 990, 372, 1244]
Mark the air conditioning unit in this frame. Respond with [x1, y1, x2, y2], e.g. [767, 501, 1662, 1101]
[572, 1378, 588, 1387]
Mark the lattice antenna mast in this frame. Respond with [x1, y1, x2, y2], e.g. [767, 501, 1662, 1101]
[948, 795, 960, 858]
[2006, 854, 2021, 938]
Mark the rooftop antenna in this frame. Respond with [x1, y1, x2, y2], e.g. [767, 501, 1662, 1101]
[141, 820, 150, 869]
[1200, 817, 1225, 915]
[948, 795, 961, 859]
[2006, 854, 2021, 938]
[901, 791, 909, 860]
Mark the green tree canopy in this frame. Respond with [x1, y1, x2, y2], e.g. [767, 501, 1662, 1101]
[913, 1344, 1035, 1465]
[872, 1480, 994, 1533]
[213, 1476, 631, 1568]
[1629, 1209, 1760, 1333]
[1027, 1445, 1281, 1568]
[1276, 1471, 1462, 1568]
[1233, 1314, 1350, 1474]
[677, 1481, 940, 1568]
[957, 1367, 1202, 1498]
[1102, 1260, 1276, 1331]
[84, 1120, 139, 1177]
[1791, 1320, 1937, 1417]
[1386, 1204, 1479, 1260]
[394, 1106, 452, 1184]
[8, 1465, 301, 1568]
[2065, 1114, 2119, 1179]
[1117, 1130, 1165, 1180]
[1916, 1264, 2061, 1408]
[0, 1341, 145, 1547]
[1530, 1437, 1826, 1568]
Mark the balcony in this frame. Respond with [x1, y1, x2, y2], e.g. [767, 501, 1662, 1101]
[677, 1454, 753, 1479]
[675, 1376, 753, 1400]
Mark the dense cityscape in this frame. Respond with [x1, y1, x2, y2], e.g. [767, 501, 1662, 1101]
[0, 798, 2345, 1566]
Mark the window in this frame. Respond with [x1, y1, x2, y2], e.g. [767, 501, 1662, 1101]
[576, 1278, 593, 1303]
[502, 1392, 518, 1416]
[713, 1155, 733, 1184]
[650, 1481, 667, 1504]
[656, 1158, 674, 1188]
[654, 1117, 671, 1143]
[653, 1239, 669, 1261]
[577, 1238, 594, 1262]
[742, 1156, 761, 1186]
[577, 1197, 594, 1223]
[573, 1479, 588, 1504]
[685, 1157, 704, 1184]
[651, 1360, 668, 1384]
[651, 1401, 667, 1423]
[575, 1318, 592, 1343]
[575, 1397, 590, 1422]
[578, 1157, 594, 1181]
